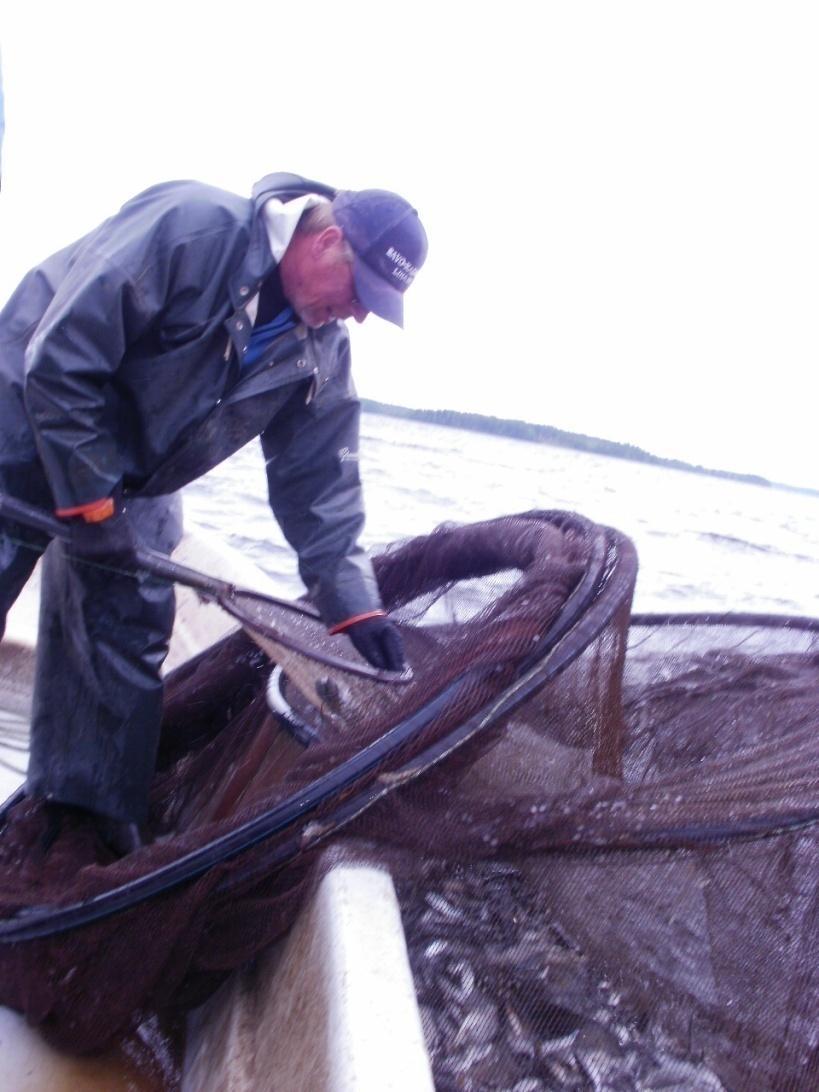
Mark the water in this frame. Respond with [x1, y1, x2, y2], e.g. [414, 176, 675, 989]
[183, 413, 819, 618]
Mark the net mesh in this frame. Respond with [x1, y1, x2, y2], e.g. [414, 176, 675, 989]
[0, 510, 816, 1091]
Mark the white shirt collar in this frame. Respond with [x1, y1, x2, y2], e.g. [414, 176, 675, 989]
[261, 193, 330, 263]
[246, 194, 330, 326]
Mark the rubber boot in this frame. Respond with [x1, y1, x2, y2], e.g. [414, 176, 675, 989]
[40, 801, 144, 858]
[94, 816, 144, 857]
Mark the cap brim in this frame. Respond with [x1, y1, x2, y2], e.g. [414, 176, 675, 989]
[351, 256, 404, 328]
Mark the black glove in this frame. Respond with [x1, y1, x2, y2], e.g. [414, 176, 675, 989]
[65, 508, 139, 570]
[345, 616, 406, 672]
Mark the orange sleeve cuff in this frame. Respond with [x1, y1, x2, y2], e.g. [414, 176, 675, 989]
[328, 609, 386, 635]
[55, 497, 116, 523]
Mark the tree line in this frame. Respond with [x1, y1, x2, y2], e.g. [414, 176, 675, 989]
[358, 399, 783, 489]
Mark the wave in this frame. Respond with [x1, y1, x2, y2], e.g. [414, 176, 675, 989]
[696, 532, 774, 554]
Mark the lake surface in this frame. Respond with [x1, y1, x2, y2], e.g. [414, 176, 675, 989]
[183, 413, 819, 618]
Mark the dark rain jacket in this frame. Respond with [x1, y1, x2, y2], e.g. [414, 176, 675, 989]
[0, 173, 380, 625]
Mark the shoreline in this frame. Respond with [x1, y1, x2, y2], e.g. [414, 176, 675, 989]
[360, 400, 817, 498]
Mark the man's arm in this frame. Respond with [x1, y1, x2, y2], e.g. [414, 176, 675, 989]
[260, 329, 382, 628]
[23, 250, 154, 511]
[22, 185, 245, 514]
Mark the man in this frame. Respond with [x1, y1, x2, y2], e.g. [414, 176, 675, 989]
[0, 172, 427, 851]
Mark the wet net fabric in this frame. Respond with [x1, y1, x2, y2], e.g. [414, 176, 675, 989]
[0, 510, 816, 1091]
[393, 616, 818, 1091]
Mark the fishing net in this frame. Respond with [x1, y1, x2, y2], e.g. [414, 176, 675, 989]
[0, 510, 816, 1091]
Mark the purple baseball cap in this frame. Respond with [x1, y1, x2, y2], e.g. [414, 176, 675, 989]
[332, 189, 428, 327]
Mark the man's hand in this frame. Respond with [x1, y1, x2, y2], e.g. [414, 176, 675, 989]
[344, 615, 406, 672]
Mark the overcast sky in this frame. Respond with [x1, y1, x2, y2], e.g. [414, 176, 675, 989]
[1, 1, 816, 488]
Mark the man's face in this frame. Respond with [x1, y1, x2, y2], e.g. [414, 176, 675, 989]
[280, 227, 369, 329]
